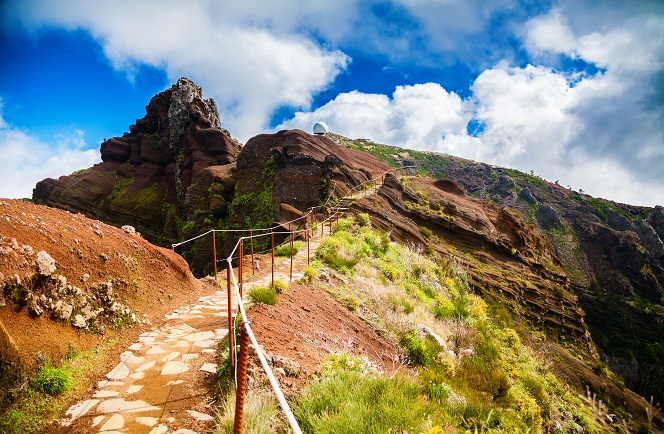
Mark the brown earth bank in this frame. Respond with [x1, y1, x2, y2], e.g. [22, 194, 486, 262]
[0, 198, 208, 409]
[247, 280, 410, 395]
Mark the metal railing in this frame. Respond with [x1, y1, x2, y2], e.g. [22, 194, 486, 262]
[171, 166, 415, 433]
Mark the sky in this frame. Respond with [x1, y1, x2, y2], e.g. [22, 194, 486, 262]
[0, 1, 663, 207]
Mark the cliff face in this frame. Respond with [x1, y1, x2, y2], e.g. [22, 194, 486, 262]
[353, 174, 591, 349]
[340, 136, 664, 404]
[33, 77, 240, 245]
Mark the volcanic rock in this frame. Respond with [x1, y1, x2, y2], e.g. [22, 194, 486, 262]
[33, 77, 240, 246]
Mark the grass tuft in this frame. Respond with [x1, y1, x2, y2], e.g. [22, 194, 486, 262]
[248, 286, 277, 305]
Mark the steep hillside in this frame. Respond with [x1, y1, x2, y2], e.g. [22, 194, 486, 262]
[335, 134, 664, 405]
[0, 199, 206, 411]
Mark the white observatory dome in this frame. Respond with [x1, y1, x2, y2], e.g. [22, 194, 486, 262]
[312, 121, 329, 135]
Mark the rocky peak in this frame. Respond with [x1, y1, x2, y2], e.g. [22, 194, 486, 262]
[34, 78, 239, 246]
[167, 77, 221, 151]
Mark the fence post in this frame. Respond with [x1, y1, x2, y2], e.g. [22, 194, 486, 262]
[271, 231, 275, 290]
[227, 262, 234, 372]
[307, 230, 310, 265]
[239, 240, 244, 299]
[212, 231, 218, 281]
[289, 233, 294, 282]
[233, 324, 250, 434]
[321, 210, 325, 237]
[250, 229, 255, 276]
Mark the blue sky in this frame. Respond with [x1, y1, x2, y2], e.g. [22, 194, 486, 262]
[1, 0, 663, 207]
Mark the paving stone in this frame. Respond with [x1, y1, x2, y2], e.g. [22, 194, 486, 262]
[120, 351, 145, 364]
[186, 410, 214, 421]
[130, 371, 146, 379]
[172, 340, 190, 348]
[129, 343, 142, 351]
[65, 399, 100, 421]
[162, 352, 181, 362]
[148, 424, 168, 434]
[181, 353, 200, 362]
[139, 336, 156, 343]
[193, 340, 215, 348]
[146, 346, 166, 355]
[93, 390, 120, 398]
[161, 361, 190, 375]
[136, 360, 156, 372]
[97, 399, 160, 414]
[100, 413, 124, 431]
[97, 380, 123, 388]
[199, 363, 217, 374]
[105, 363, 130, 380]
[135, 416, 159, 426]
[92, 415, 105, 427]
[127, 385, 143, 394]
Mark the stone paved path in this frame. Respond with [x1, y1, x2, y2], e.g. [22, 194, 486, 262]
[60, 226, 325, 434]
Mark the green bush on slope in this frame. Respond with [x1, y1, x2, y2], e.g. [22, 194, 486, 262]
[299, 219, 614, 433]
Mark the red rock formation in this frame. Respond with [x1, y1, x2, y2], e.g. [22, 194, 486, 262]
[33, 78, 240, 244]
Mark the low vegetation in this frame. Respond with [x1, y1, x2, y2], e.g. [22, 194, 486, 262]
[248, 285, 278, 305]
[0, 343, 115, 434]
[300, 216, 622, 433]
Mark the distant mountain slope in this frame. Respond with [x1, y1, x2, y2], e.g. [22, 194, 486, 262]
[333, 133, 664, 404]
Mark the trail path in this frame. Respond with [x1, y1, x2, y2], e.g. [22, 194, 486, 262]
[60, 228, 325, 434]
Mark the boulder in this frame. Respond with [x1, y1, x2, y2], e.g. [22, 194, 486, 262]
[35, 251, 56, 276]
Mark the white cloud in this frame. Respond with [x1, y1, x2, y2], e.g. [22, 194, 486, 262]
[278, 83, 477, 152]
[0, 104, 99, 199]
[8, 0, 350, 142]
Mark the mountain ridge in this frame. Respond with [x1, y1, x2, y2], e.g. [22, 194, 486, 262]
[12, 77, 664, 429]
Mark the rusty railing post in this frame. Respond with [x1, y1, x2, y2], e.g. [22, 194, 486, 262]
[250, 229, 255, 276]
[271, 231, 275, 290]
[307, 230, 310, 265]
[233, 324, 250, 434]
[212, 231, 218, 281]
[321, 210, 325, 237]
[289, 232, 294, 282]
[227, 262, 234, 372]
[239, 239, 244, 299]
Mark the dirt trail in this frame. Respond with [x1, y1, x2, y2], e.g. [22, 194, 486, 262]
[59, 228, 324, 434]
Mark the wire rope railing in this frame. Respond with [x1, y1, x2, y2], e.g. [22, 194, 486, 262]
[171, 165, 416, 433]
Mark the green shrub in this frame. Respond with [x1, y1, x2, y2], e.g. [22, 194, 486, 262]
[419, 226, 433, 239]
[401, 330, 439, 367]
[215, 389, 279, 434]
[271, 279, 288, 294]
[31, 366, 71, 396]
[248, 286, 277, 305]
[300, 265, 319, 283]
[377, 259, 400, 281]
[339, 295, 359, 311]
[355, 212, 370, 226]
[274, 241, 303, 257]
[294, 368, 428, 434]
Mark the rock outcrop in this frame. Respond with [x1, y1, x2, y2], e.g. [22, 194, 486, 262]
[352, 173, 591, 348]
[33, 77, 240, 245]
[339, 137, 664, 404]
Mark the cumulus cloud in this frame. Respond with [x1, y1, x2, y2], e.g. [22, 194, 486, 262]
[7, 0, 350, 142]
[0, 103, 99, 199]
[278, 83, 477, 152]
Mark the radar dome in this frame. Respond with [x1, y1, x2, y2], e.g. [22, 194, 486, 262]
[312, 122, 329, 135]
